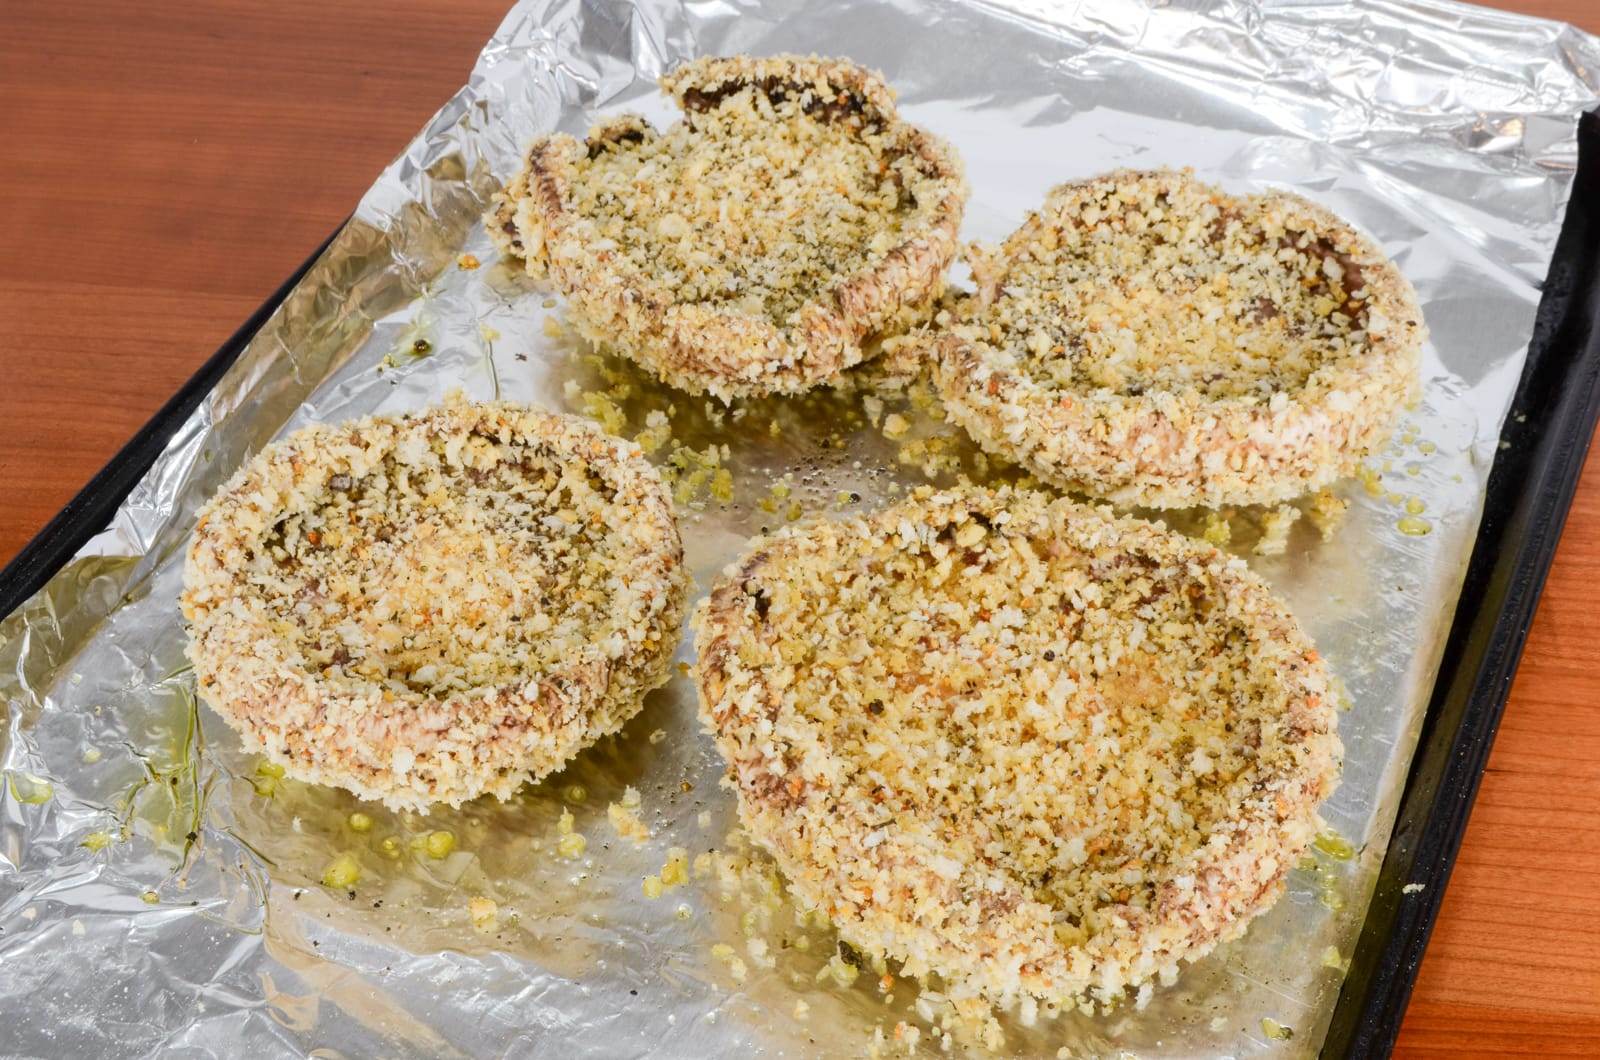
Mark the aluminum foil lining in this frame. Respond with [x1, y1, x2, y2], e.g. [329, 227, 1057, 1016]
[3, 1, 1597, 1055]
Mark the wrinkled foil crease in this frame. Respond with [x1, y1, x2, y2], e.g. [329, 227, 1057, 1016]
[3, 1, 1597, 1056]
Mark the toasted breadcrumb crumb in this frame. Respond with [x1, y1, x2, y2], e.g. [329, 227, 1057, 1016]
[1255, 503, 1302, 556]
[710, 942, 749, 983]
[1202, 509, 1233, 546]
[1307, 488, 1350, 541]
[468, 896, 498, 931]
[661, 847, 691, 887]
[607, 800, 651, 844]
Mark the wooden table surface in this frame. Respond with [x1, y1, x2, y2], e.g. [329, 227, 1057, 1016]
[1, 1, 1596, 1054]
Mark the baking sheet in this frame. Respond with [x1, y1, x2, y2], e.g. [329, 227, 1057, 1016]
[3, 0, 1599, 1055]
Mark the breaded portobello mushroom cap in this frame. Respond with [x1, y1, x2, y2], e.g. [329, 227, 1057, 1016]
[182, 400, 687, 812]
[695, 486, 1340, 1006]
[928, 169, 1424, 508]
[488, 54, 968, 400]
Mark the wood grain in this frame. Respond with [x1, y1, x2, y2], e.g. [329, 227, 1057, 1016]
[1, 1, 1597, 1055]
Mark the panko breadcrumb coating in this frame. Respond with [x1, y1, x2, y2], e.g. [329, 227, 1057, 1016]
[927, 169, 1424, 508]
[696, 486, 1340, 1008]
[182, 400, 687, 812]
[488, 54, 967, 399]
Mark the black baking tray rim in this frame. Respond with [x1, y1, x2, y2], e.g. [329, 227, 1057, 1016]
[3, 112, 1600, 1058]
[1322, 107, 1600, 1056]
